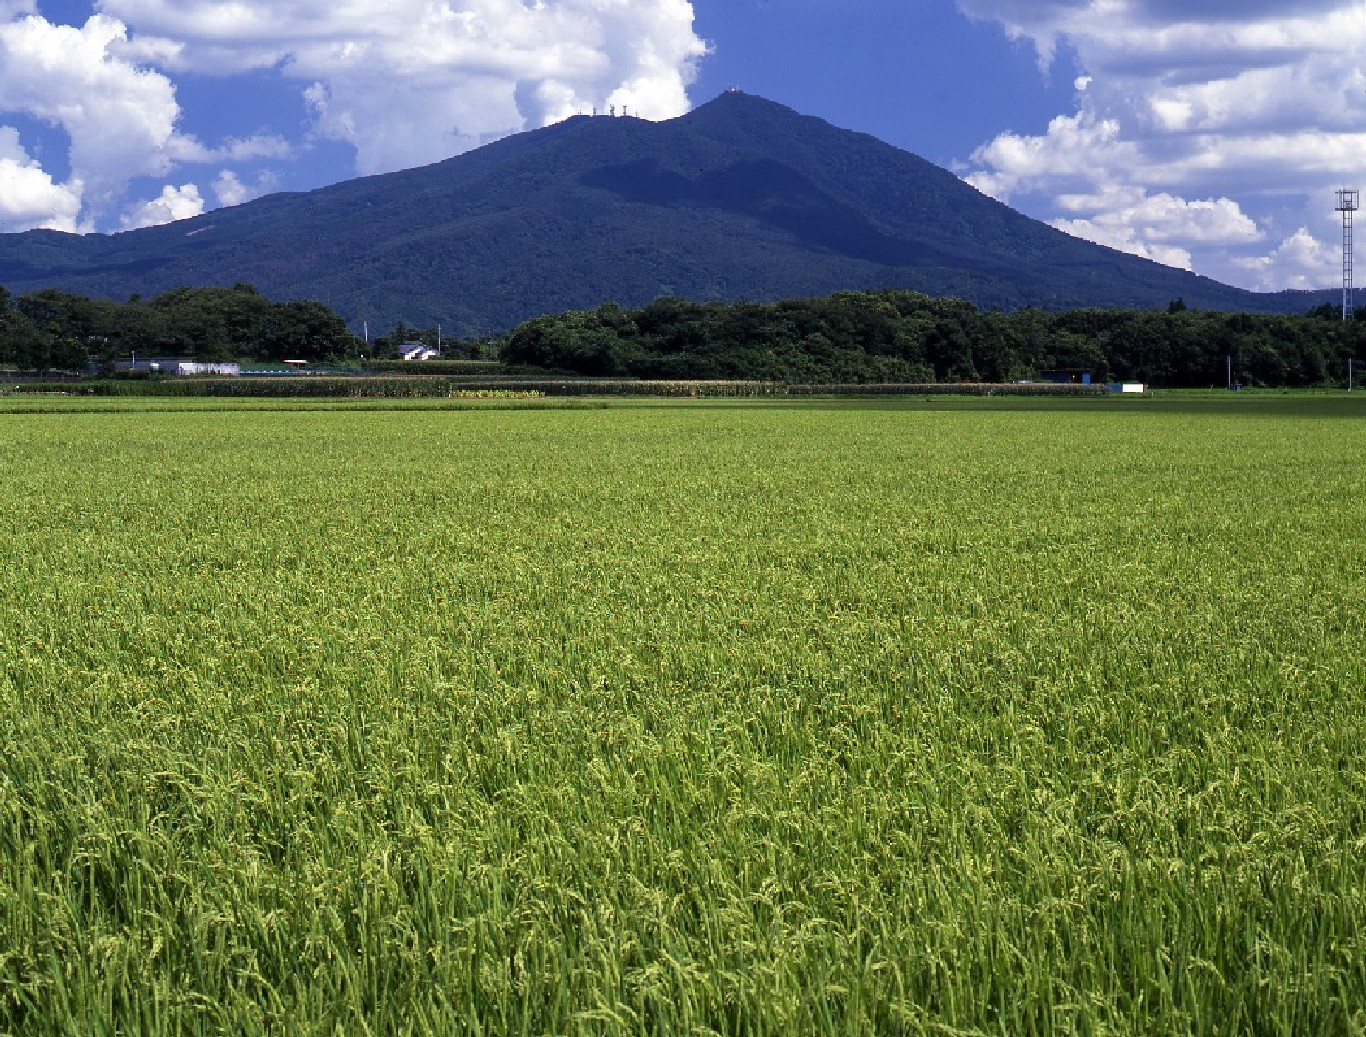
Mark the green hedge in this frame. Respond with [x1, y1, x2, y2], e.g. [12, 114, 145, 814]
[451, 380, 788, 397]
[10, 378, 533, 398]
[10, 377, 1117, 399]
[787, 382, 1112, 396]
[363, 360, 505, 375]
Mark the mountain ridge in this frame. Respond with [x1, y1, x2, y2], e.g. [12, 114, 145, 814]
[0, 91, 1327, 333]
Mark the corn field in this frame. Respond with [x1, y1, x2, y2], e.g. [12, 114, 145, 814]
[1, 395, 1364, 1034]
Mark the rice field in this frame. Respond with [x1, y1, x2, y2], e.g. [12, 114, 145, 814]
[1, 395, 1364, 1035]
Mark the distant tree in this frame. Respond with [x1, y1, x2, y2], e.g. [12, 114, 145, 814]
[17, 289, 100, 338]
[268, 301, 356, 360]
[0, 308, 50, 368]
[925, 318, 978, 381]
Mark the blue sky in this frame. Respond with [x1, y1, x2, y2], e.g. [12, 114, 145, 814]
[1, 0, 1362, 292]
[692, 0, 1080, 170]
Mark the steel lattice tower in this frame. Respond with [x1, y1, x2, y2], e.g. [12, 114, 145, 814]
[1336, 189, 1359, 320]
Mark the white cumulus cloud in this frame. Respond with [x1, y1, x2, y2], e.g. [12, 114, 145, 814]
[1233, 227, 1340, 291]
[0, 11, 283, 230]
[0, 126, 84, 232]
[121, 182, 204, 228]
[211, 168, 276, 208]
[957, 0, 1366, 290]
[0, 0, 705, 230]
[96, 0, 708, 175]
[0, 14, 190, 217]
[1050, 187, 1263, 269]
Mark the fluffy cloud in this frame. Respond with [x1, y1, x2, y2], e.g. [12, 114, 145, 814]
[1049, 187, 1263, 269]
[212, 168, 276, 208]
[0, 1, 705, 230]
[0, 11, 285, 230]
[966, 112, 1140, 200]
[97, 0, 708, 175]
[169, 135, 292, 166]
[958, 0, 1366, 289]
[1233, 227, 1340, 291]
[0, 127, 84, 232]
[121, 181, 204, 228]
[0, 14, 185, 218]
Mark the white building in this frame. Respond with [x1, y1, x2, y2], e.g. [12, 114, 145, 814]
[114, 357, 241, 376]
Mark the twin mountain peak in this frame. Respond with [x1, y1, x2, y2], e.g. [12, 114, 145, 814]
[0, 91, 1298, 334]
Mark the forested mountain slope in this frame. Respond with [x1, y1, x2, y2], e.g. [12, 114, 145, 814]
[0, 92, 1315, 334]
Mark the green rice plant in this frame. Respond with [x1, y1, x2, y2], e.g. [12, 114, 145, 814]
[1, 396, 1364, 1035]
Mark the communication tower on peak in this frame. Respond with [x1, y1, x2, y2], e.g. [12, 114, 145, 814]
[1336, 188, 1359, 320]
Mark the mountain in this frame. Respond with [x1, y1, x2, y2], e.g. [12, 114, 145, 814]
[0, 92, 1318, 334]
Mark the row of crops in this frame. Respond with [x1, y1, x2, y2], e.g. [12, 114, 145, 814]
[8, 377, 1112, 398]
[2, 396, 1364, 1033]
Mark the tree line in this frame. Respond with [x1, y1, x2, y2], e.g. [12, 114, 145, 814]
[0, 285, 502, 371]
[0, 284, 360, 370]
[502, 292, 1363, 387]
[3, 283, 1362, 386]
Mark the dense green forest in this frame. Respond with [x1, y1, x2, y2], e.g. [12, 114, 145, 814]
[0, 284, 357, 369]
[502, 292, 1362, 387]
[2, 283, 1361, 388]
[0, 285, 500, 370]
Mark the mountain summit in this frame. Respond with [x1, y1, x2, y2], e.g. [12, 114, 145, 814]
[0, 92, 1284, 333]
